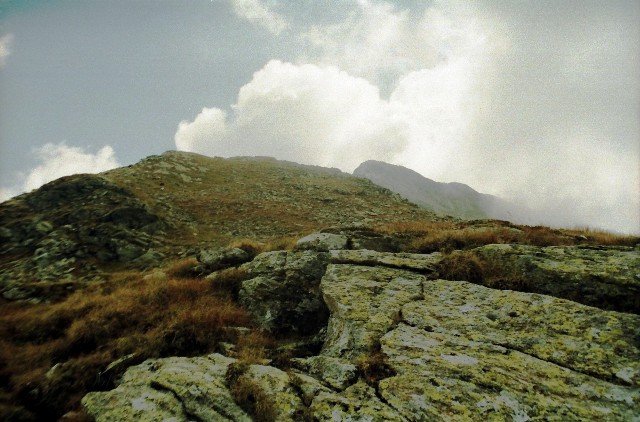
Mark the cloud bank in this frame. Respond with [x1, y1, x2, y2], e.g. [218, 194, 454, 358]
[177, 0, 639, 234]
[0, 33, 14, 66]
[0, 143, 120, 201]
[231, 0, 288, 35]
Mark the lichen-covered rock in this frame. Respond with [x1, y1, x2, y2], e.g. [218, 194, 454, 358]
[473, 244, 640, 313]
[81, 248, 640, 421]
[239, 250, 330, 334]
[320, 264, 424, 358]
[309, 381, 407, 421]
[402, 280, 640, 386]
[296, 232, 349, 251]
[235, 365, 305, 421]
[197, 246, 251, 270]
[291, 355, 358, 390]
[82, 354, 250, 422]
[379, 324, 639, 421]
[329, 249, 442, 272]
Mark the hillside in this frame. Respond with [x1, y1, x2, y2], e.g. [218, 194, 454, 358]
[354, 160, 534, 223]
[0, 151, 441, 302]
[0, 151, 638, 421]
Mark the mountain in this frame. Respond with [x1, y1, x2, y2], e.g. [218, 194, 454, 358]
[354, 160, 535, 223]
[0, 152, 441, 301]
[1, 151, 638, 421]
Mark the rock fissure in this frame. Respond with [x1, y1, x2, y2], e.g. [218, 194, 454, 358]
[148, 381, 207, 422]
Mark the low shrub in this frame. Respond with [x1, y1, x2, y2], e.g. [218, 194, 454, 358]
[437, 251, 485, 284]
[207, 267, 250, 300]
[228, 376, 278, 422]
[164, 257, 201, 279]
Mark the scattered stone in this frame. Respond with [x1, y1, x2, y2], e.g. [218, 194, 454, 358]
[295, 232, 349, 251]
[197, 247, 251, 270]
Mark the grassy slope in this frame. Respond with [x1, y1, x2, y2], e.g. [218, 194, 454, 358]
[103, 152, 443, 248]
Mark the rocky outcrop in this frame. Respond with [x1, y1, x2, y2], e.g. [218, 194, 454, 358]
[473, 244, 640, 313]
[198, 246, 252, 271]
[83, 240, 640, 421]
[0, 174, 167, 301]
[239, 250, 331, 335]
[82, 354, 250, 421]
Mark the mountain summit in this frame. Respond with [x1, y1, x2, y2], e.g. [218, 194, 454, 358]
[354, 160, 533, 223]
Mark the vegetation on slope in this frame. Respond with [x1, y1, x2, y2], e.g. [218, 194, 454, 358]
[0, 152, 637, 420]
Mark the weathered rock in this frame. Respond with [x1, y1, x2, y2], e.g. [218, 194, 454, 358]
[380, 324, 639, 421]
[329, 249, 442, 273]
[81, 247, 640, 421]
[236, 365, 305, 421]
[321, 225, 402, 252]
[473, 244, 640, 313]
[239, 250, 330, 334]
[402, 280, 640, 386]
[291, 356, 358, 390]
[309, 381, 406, 421]
[82, 354, 250, 422]
[197, 246, 251, 270]
[320, 264, 424, 358]
[295, 232, 349, 251]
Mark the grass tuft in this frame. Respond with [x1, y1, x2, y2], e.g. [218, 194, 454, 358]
[437, 251, 485, 284]
[0, 272, 253, 420]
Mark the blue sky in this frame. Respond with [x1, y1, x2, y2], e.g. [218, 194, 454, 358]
[1, 0, 638, 234]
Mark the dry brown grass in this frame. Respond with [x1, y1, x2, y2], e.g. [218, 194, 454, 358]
[376, 219, 638, 252]
[233, 331, 275, 364]
[437, 251, 485, 284]
[164, 257, 200, 278]
[564, 227, 639, 246]
[228, 376, 278, 422]
[0, 271, 253, 421]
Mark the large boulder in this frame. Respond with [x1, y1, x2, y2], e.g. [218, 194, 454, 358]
[82, 354, 250, 422]
[197, 247, 251, 270]
[472, 244, 640, 313]
[238, 250, 330, 334]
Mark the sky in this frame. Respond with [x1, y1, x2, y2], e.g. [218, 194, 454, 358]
[0, 0, 638, 234]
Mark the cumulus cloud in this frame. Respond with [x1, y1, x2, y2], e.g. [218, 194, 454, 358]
[231, 0, 288, 35]
[0, 143, 120, 201]
[178, 0, 639, 234]
[175, 60, 408, 170]
[0, 33, 14, 67]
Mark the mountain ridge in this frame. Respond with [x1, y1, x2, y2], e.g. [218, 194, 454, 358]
[353, 159, 535, 223]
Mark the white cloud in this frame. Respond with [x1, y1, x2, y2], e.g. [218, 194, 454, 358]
[0, 33, 14, 67]
[231, 0, 288, 35]
[299, 0, 497, 89]
[175, 60, 408, 170]
[0, 143, 120, 202]
[177, 1, 639, 234]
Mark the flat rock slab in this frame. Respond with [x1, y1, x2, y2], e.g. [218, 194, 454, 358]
[320, 264, 640, 419]
[473, 244, 640, 313]
[329, 249, 442, 273]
